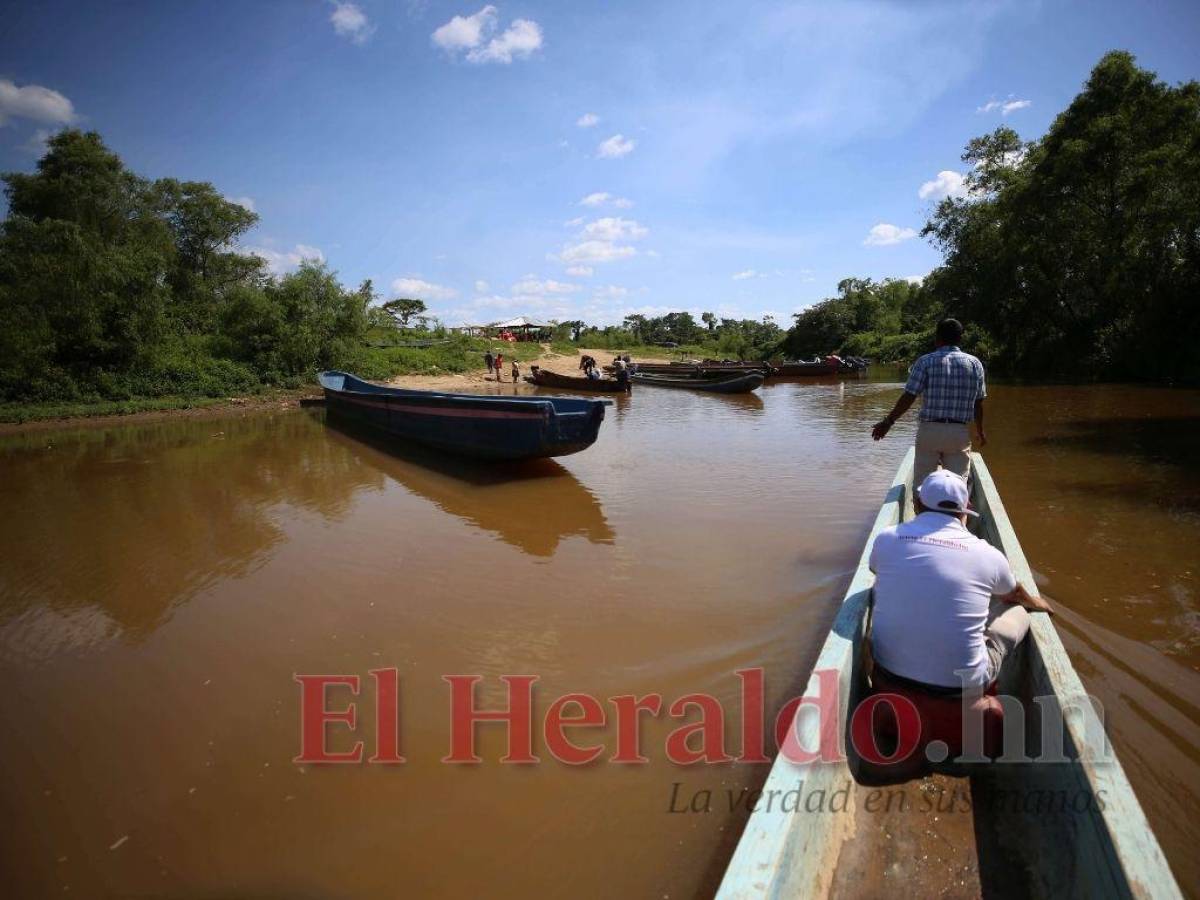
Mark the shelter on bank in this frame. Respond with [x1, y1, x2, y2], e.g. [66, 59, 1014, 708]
[456, 316, 555, 342]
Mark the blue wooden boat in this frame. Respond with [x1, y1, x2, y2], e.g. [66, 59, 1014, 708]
[318, 371, 609, 460]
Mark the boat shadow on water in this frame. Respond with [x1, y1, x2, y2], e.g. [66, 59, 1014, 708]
[319, 413, 614, 557]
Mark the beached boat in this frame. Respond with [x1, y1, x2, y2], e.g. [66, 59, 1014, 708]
[526, 367, 629, 393]
[631, 371, 764, 393]
[772, 358, 869, 376]
[318, 371, 609, 461]
[614, 362, 772, 378]
[717, 447, 1181, 899]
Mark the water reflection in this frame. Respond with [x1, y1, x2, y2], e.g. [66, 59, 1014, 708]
[0, 412, 378, 649]
[320, 415, 613, 557]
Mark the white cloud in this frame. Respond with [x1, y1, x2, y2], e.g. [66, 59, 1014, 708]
[474, 280, 490, 292]
[902, 274, 926, 285]
[432, 6, 543, 64]
[579, 191, 633, 208]
[596, 134, 635, 158]
[248, 244, 325, 275]
[469, 18, 542, 63]
[732, 269, 760, 281]
[0, 80, 76, 126]
[580, 217, 648, 242]
[391, 277, 459, 300]
[565, 265, 594, 277]
[225, 195, 257, 213]
[917, 170, 968, 201]
[511, 276, 580, 296]
[863, 223, 917, 246]
[564, 216, 585, 227]
[977, 97, 1032, 116]
[432, 5, 495, 50]
[593, 285, 629, 300]
[576, 113, 599, 128]
[557, 240, 637, 265]
[330, 2, 375, 43]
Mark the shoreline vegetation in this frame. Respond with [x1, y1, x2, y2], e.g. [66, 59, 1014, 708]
[1, 51, 1196, 428]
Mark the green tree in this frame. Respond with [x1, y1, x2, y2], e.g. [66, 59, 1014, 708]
[924, 51, 1200, 379]
[381, 297, 427, 327]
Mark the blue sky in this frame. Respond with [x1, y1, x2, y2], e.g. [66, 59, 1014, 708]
[2, 0, 1198, 326]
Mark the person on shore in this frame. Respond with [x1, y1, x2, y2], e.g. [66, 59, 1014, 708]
[511, 360, 520, 383]
[493, 352, 504, 381]
[869, 470, 1048, 695]
[871, 318, 987, 484]
[484, 350, 494, 379]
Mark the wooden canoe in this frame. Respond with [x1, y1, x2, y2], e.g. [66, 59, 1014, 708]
[526, 367, 630, 393]
[631, 371, 764, 393]
[614, 362, 772, 378]
[318, 371, 609, 460]
[717, 448, 1181, 899]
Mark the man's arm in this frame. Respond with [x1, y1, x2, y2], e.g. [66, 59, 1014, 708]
[995, 582, 1054, 614]
[872, 392, 916, 441]
[974, 398, 987, 447]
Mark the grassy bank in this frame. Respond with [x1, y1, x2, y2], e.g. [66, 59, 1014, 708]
[0, 396, 226, 424]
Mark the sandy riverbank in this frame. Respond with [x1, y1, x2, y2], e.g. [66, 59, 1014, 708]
[385, 346, 676, 391]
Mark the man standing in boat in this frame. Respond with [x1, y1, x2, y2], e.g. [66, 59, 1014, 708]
[871, 318, 987, 484]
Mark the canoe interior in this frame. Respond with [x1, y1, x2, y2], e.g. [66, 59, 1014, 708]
[716, 448, 1180, 899]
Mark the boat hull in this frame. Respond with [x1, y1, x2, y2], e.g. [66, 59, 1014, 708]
[318, 371, 607, 460]
[631, 372, 764, 393]
[526, 368, 630, 393]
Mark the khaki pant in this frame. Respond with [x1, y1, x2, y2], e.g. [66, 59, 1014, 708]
[915, 421, 972, 485]
[984, 597, 1031, 683]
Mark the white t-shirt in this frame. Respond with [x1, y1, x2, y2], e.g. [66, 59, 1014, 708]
[869, 512, 1017, 688]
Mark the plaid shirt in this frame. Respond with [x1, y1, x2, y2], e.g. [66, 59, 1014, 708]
[905, 346, 986, 422]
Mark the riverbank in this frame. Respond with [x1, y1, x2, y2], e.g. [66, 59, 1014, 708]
[0, 346, 678, 433]
[384, 345, 674, 390]
[0, 389, 319, 435]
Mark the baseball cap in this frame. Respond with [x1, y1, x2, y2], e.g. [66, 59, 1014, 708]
[918, 469, 978, 517]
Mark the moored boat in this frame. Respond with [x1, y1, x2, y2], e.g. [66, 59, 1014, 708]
[717, 448, 1181, 899]
[526, 366, 630, 393]
[631, 371, 764, 393]
[318, 371, 609, 460]
[615, 361, 772, 378]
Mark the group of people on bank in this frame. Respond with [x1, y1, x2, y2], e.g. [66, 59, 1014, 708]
[482, 350, 520, 383]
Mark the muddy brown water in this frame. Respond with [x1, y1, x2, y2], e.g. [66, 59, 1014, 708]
[1, 375, 1197, 898]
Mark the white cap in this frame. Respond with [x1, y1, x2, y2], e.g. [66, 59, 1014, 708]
[918, 469, 978, 517]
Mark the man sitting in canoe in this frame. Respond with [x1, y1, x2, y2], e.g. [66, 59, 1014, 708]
[869, 469, 1050, 696]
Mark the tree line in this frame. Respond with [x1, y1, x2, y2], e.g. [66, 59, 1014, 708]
[0, 130, 374, 405]
[786, 51, 1199, 381]
[2, 50, 1195, 411]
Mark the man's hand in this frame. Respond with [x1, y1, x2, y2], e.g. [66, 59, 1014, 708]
[998, 583, 1054, 614]
[872, 418, 893, 441]
[976, 427, 988, 448]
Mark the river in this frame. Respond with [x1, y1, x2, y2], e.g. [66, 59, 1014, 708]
[1, 373, 1196, 897]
